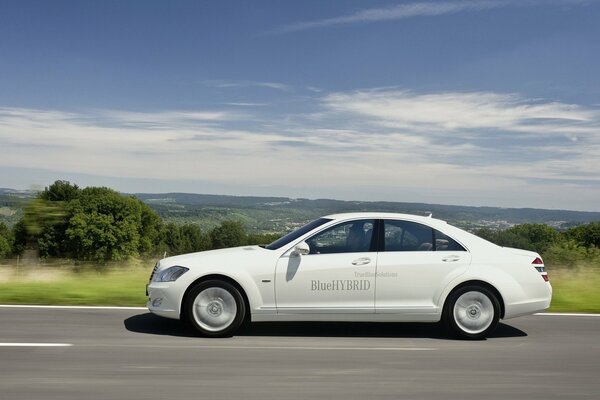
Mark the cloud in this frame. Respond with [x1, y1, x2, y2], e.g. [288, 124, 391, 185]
[1, 87, 599, 210]
[202, 80, 291, 91]
[272, 0, 593, 33]
[321, 89, 599, 136]
[224, 102, 269, 107]
[317, 89, 600, 205]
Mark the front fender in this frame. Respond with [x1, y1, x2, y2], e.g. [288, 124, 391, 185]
[175, 268, 267, 317]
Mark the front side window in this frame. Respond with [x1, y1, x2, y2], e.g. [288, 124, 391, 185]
[306, 219, 375, 254]
[265, 218, 331, 250]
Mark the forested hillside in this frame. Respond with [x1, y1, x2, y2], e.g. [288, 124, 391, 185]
[135, 192, 600, 233]
[0, 181, 599, 266]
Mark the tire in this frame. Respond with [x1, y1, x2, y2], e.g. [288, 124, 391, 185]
[184, 280, 246, 338]
[444, 285, 500, 340]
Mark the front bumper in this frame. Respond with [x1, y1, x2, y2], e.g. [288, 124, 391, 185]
[147, 282, 181, 320]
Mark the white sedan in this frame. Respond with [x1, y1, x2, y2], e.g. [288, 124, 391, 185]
[147, 213, 552, 339]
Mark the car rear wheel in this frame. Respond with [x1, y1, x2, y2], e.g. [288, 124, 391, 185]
[185, 280, 246, 337]
[444, 285, 500, 340]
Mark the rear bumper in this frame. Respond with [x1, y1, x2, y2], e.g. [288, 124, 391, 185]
[504, 282, 552, 319]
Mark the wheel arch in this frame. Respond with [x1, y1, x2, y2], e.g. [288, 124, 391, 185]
[180, 274, 251, 323]
[442, 280, 505, 319]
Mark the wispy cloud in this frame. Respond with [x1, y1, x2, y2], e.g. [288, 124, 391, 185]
[223, 102, 269, 107]
[322, 89, 598, 137]
[272, 0, 593, 33]
[202, 79, 291, 91]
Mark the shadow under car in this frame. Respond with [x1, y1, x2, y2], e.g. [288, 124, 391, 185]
[124, 312, 527, 340]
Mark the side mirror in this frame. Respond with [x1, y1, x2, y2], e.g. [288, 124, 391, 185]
[291, 241, 310, 256]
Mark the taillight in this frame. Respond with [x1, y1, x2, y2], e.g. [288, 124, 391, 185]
[532, 257, 549, 282]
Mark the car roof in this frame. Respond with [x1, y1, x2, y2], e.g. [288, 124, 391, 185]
[323, 212, 448, 226]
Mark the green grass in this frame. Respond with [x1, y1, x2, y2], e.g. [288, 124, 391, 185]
[547, 268, 600, 313]
[0, 265, 150, 306]
[0, 262, 598, 312]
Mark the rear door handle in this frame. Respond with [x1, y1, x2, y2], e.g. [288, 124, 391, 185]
[352, 257, 371, 266]
[442, 255, 461, 262]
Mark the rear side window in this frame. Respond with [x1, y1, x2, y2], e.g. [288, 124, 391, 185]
[384, 220, 434, 251]
[434, 229, 466, 251]
[383, 220, 466, 252]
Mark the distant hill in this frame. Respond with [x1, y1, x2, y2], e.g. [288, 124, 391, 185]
[133, 192, 600, 233]
[2, 188, 599, 233]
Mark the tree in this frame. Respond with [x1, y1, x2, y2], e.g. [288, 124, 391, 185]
[565, 223, 600, 248]
[180, 224, 211, 253]
[210, 221, 247, 249]
[157, 223, 183, 256]
[40, 180, 80, 202]
[507, 224, 560, 253]
[65, 187, 143, 261]
[138, 202, 163, 255]
[12, 181, 171, 261]
[12, 197, 68, 257]
[0, 222, 12, 258]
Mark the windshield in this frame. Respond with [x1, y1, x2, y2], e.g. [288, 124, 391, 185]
[265, 218, 332, 250]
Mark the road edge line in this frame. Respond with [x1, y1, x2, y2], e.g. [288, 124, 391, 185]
[534, 312, 600, 317]
[0, 304, 146, 310]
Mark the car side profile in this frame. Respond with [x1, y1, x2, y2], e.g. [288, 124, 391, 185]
[147, 213, 552, 339]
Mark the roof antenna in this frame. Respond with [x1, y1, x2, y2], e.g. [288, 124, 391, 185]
[426, 212, 433, 218]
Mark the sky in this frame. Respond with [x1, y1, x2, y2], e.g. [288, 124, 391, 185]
[1, 0, 599, 211]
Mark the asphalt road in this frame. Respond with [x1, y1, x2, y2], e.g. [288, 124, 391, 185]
[0, 306, 598, 400]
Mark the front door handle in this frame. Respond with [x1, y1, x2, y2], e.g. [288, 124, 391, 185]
[352, 257, 371, 266]
[442, 255, 461, 262]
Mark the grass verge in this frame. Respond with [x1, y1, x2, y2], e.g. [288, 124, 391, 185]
[547, 268, 600, 313]
[0, 265, 149, 306]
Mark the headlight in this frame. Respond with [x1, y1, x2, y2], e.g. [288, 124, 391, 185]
[153, 266, 189, 282]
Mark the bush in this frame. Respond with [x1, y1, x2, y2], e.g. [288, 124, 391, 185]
[158, 223, 211, 256]
[565, 223, 600, 248]
[247, 233, 280, 246]
[476, 223, 561, 253]
[210, 221, 247, 249]
[543, 240, 600, 269]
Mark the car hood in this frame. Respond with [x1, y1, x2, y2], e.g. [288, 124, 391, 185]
[158, 245, 273, 270]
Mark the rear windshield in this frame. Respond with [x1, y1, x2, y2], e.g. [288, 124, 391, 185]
[265, 218, 331, 250]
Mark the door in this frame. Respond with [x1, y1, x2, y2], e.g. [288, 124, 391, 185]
[275, 219, 377, 314]
[375, 219, 471, 314]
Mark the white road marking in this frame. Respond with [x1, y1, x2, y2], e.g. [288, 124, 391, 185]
[0, 304, 146, 310]
[190, 346, 436, 351]
[534, 312, 600, 317]
[0, 343, 72, 347]
[86, 344, 436, 351]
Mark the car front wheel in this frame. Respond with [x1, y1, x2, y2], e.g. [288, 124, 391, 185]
[444, 285, 500, 340]
[185, 280, 246, 337]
